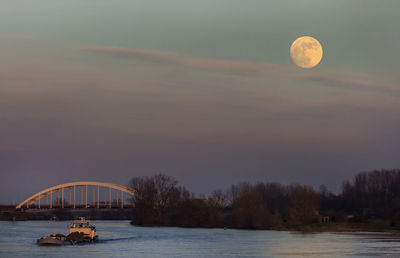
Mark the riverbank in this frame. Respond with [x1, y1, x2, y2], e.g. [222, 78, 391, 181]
[129, 219, 400, 233]
[2, 210, 399, 234]
[292, 222, 400, 233]
[0, 207, 132, 221]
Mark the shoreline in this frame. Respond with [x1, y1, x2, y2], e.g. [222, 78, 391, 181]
[290, 222, 400, 233]
[1, 218, 399, 234]
[127, 221, 400, 233]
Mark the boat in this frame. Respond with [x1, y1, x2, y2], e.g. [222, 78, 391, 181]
[37, 217, 98, 246]
[37, 216, 72, 246]
[37, 234, 71, 246]
[68, 217, 98, 243]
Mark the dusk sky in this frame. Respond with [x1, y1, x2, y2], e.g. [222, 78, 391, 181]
[1, 0, 399, 204]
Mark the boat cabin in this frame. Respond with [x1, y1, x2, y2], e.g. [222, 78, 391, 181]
[69, 217, 97, 240]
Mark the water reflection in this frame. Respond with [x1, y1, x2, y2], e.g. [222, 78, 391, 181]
[272, 232, 400, 257]
[1, 221, 400, 257]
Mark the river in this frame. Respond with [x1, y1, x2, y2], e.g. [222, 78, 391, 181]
[1, 221, 400, 257]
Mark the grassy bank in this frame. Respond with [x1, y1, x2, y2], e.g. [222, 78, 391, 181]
[293, 222, 400, 233]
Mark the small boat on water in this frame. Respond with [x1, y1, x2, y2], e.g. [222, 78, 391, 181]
[37, 217, 98, 246]
[68, 217, 98, 243]
[37, 234, 71, 246]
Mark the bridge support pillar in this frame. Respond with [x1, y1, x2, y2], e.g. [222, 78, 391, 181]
[50, 191, 52, 209]
[108, 187, 111, 208]
[38, 194, 40, 209]
[121, 190, 123, 208]
[97, 185, 99, 208]
[62, 188, 64, 208]
[69, 189, 71, 208]
[81, 186, 83, 206]
[85, 185, 88, 208]
[73, 185, 76, 208]
[109, 187, 111, 208]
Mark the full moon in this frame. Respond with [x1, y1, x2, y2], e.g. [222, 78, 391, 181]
[290, 36, 323, 68]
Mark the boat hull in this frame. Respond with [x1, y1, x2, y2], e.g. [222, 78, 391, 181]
[71, 235, 98, 245]
[37, 237, 71, 246]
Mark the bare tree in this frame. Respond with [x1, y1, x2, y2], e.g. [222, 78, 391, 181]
[129, 174, 180, 226]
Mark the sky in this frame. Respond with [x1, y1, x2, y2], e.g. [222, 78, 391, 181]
[0, 0, 399, 204]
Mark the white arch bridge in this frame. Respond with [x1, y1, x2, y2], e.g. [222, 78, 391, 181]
[16, 181, 136, 209]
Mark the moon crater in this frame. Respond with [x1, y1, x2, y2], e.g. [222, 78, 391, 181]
[290, 36, 323, 68]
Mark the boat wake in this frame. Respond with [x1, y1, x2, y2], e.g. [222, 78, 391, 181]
[97, 236, 137, 243]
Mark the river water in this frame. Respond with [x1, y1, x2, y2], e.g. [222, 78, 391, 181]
[1, 221, 400, 257]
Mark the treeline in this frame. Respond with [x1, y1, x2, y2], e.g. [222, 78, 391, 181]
[341, 169, 400, 223]
[129, 169, 400, 229]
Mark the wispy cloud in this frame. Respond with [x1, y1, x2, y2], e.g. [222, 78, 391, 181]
[76, 46, 287, 73]
[292, 73, 400, 95]
[76, 46, 400, 98]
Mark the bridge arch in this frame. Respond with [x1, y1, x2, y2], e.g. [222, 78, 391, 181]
[16, 181, 136, 209]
